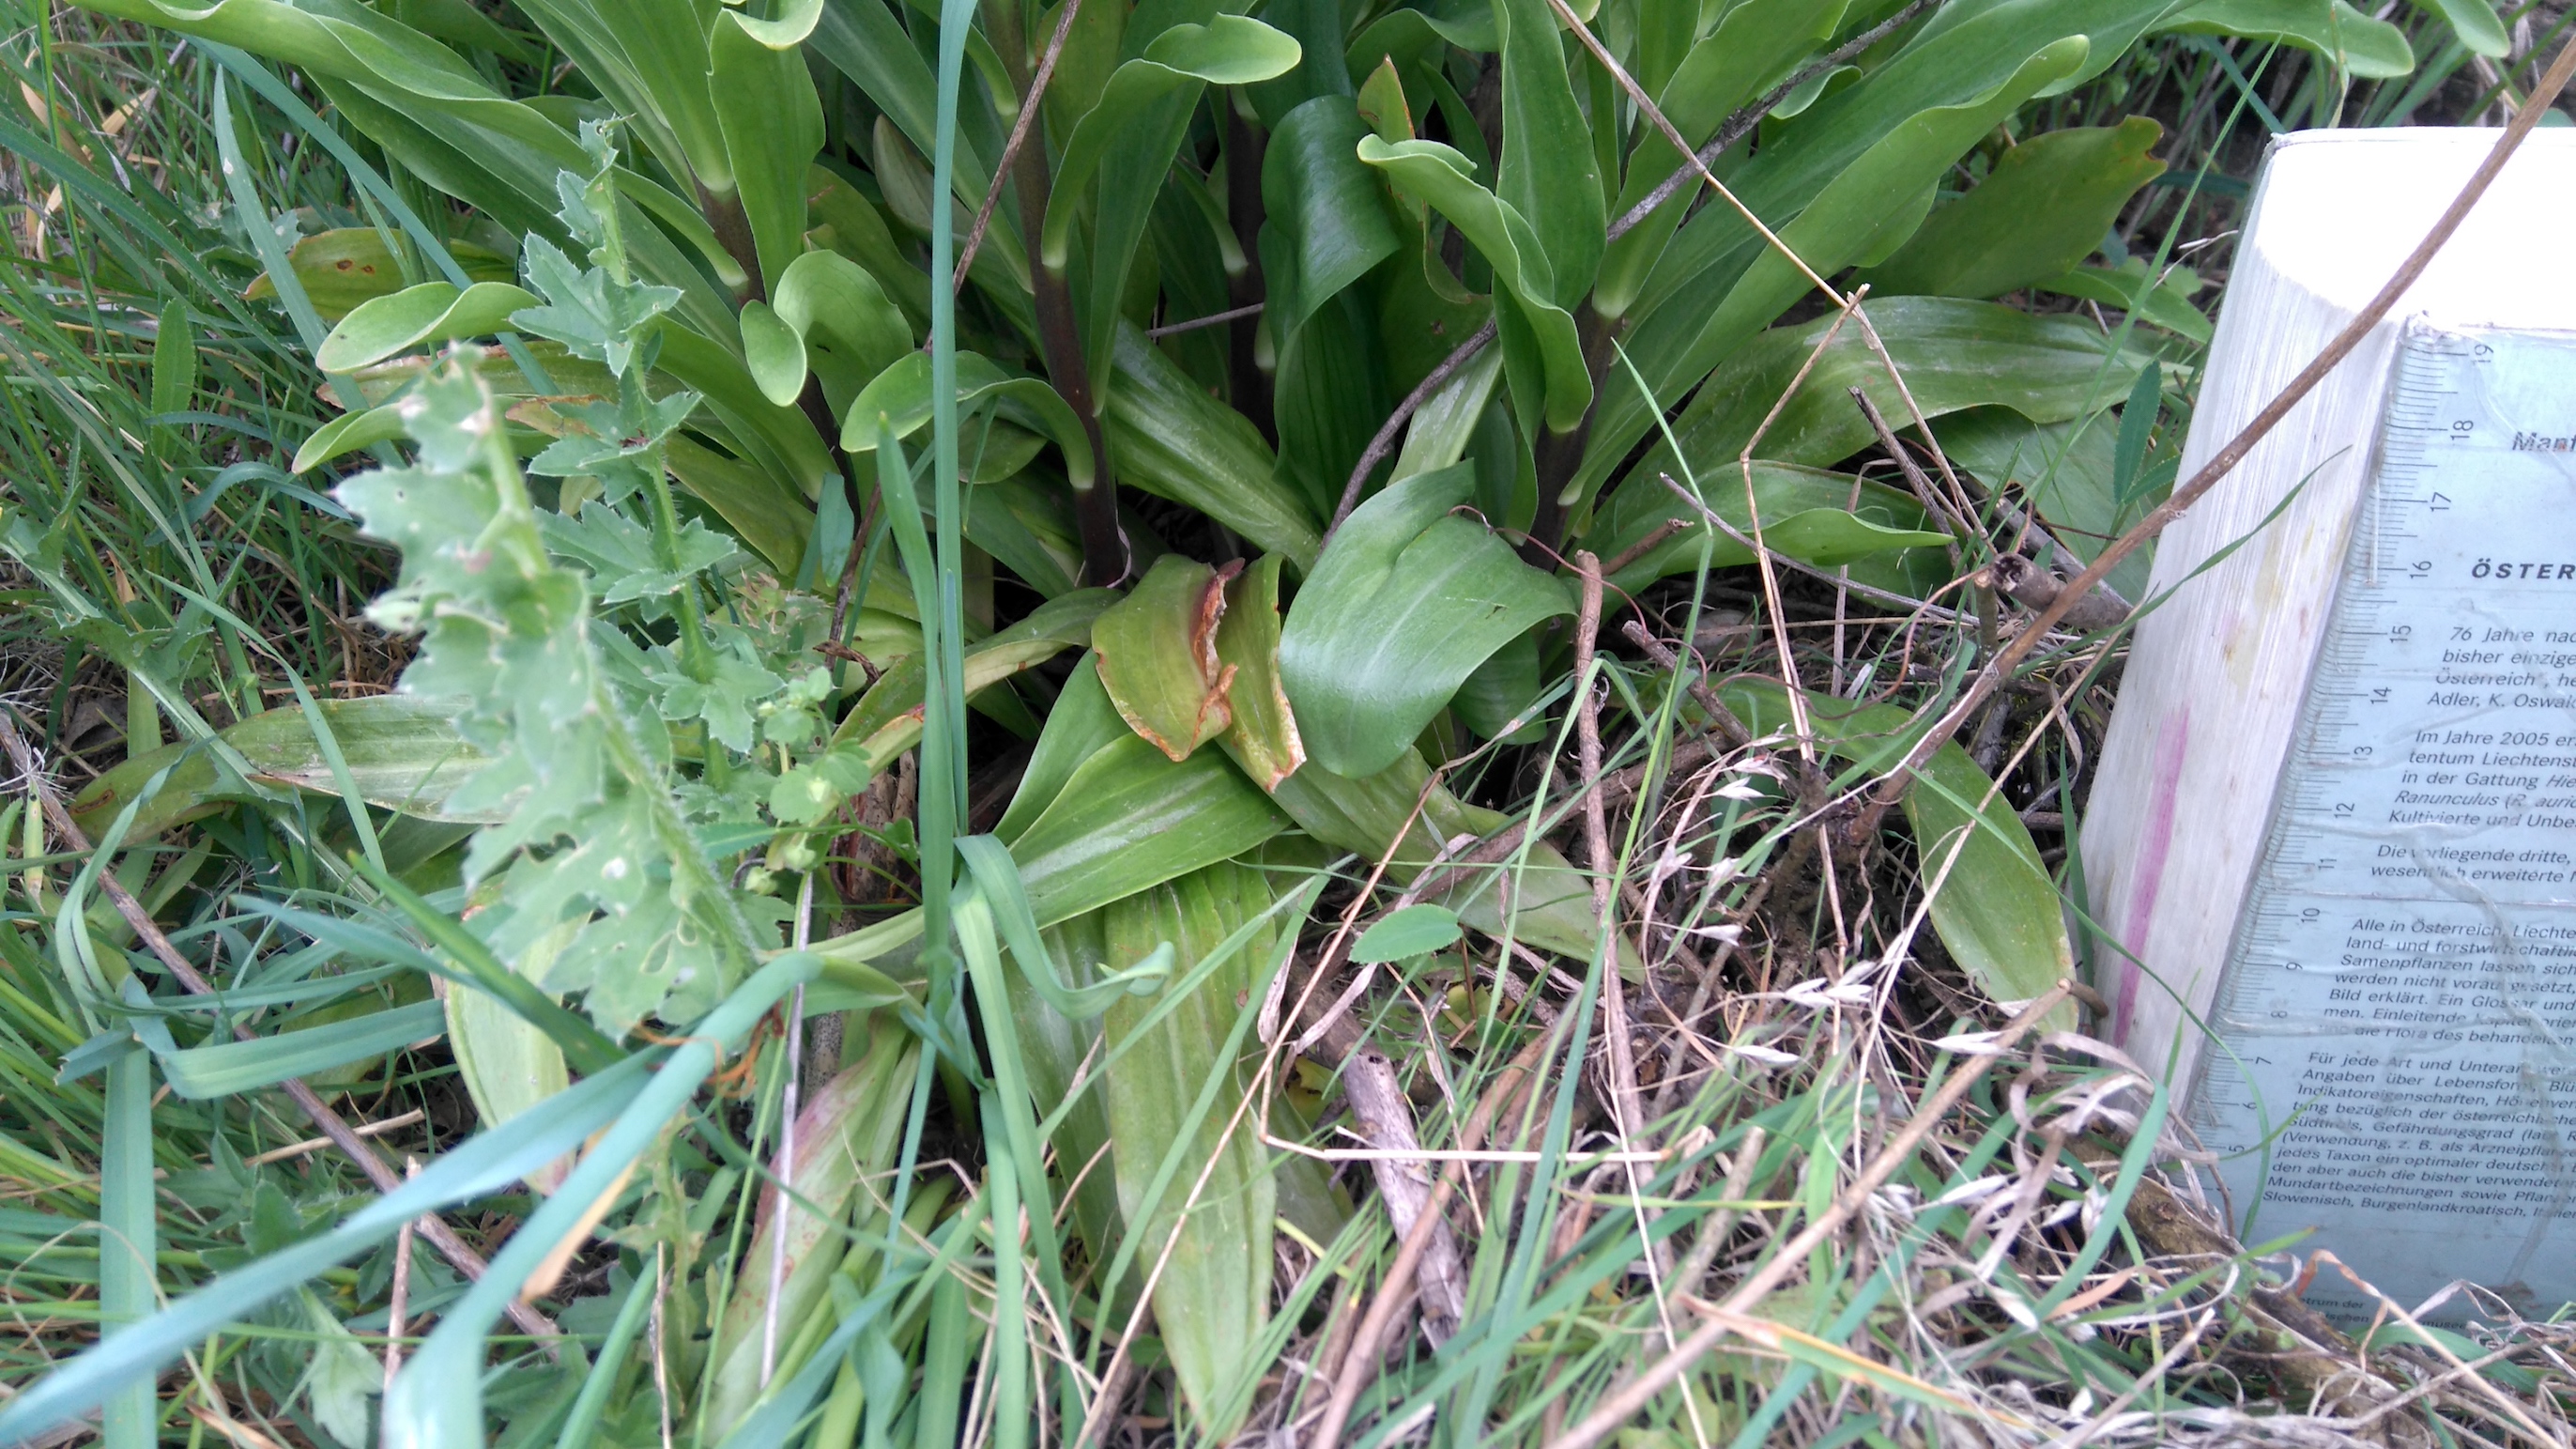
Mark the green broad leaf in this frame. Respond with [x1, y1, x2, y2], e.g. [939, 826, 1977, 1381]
[1583, 0, 2179, 505]
[739, 300, 806, 408]
[1251, 745, 1624, 968]
[1492, 0, 1605, 304]
[2031, 260, 2213, 343]
[249, 227, 516, 320]
[1259, 96, 1403, 342]
[1720, 682, 2077, 1029]
[1279, 465, 1572, 777]
[152, 999, 445, 1100]
[1635, 36, 2093, 503]
[1358, 135, 1592, 433]
[149, 301, 196, 426]
[1595, 0, 1848, 319]
[1453, 627, 1547, 743]
[1758, 508, 1955, 563]
[1648, 296, 2154, 479]
[73, 694, 496, 841]
[1584, 461, 1952, 600]
[760, 250, 912, 412]
[1351, 902, 1462, 963]
[1040, 17, 1303, 270]
[2154, 0, 2415, 77]
[291, 402, 409, 472]
[996, 655, 1133, 845]
[1094, 859, 1289, 1440]
[843, 351, 1096, 488]
[314, 279, 541, 373]
[805, 164, 933, 331]
[1008, 738, 1290, 927]
[1857, 118, 2166, 301]
[1105, 323, 1323, 569]
[1272, 290, 1395, 520]
[710, 0, 827, 295]
[1093, 556, 1239, 763]
[2418, 0, 2510, 57]
[701, 1013, 916, 1440]
[1210, 556, 1307, 791]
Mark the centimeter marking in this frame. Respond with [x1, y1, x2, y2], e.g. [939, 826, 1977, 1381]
[2190, 332, 2479, 1133]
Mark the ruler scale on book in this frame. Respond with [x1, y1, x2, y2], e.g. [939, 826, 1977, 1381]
[2185, 322, 2576, 1318]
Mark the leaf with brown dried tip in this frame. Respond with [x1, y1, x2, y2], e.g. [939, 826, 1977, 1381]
[1210, 555, 1305, 790]
[1094, 554, 1243, 762]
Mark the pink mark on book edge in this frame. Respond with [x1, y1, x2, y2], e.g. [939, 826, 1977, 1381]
[2114, 707, 2192, 1044]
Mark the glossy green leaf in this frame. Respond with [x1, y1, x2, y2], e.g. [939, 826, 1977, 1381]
[1210, 555, 1307, 791]
[2031, 259, 2212, 343]
[1594, 0, 1848, 319]
[1280, 465, 1572, 777]
[314, 280, 541, 373]
[2418, 0, 2509, 56]
[73, 694, 495, 841]
[996, 654, 1132, 844]
[1359, 135, 1592, 432]
[1093, 556, 1238, 762]
[442, 970, 572, 1194]
[1105, 323, 1323, 569]
[1008, 737, 1290, 926]
[1041, 17, 1303, 270]
[1259, 96, 1402, 341]
[843, 350, 1095, 488]
[249, 227, 516, 319]
[1585, 461, 1952, 599]
[711, 0, 827, 294]
[1587, 0, 2178, 502]
[1251, 746, 1623, 967]
[1646, 296, 2152, 480]
[749, 250, 913, 410]
[1351, 902, 1461, 963]
[292, 402, 410, 472]
[2154, 0, 2415, 77]
[1632, 38, 2092, 513]
[1858, 118, 2166, 301]
[1493, 0, 1604, 304]
[1721, 682, 2077, 1029]
[1936, 405, 2155, 603]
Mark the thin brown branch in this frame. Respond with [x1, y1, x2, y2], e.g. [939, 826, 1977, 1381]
[1329, 318, 1498, 536]
[1603, 0, 1941, 244]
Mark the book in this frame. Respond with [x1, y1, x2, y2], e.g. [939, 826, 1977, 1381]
[2082, 128, 2576, 1320]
